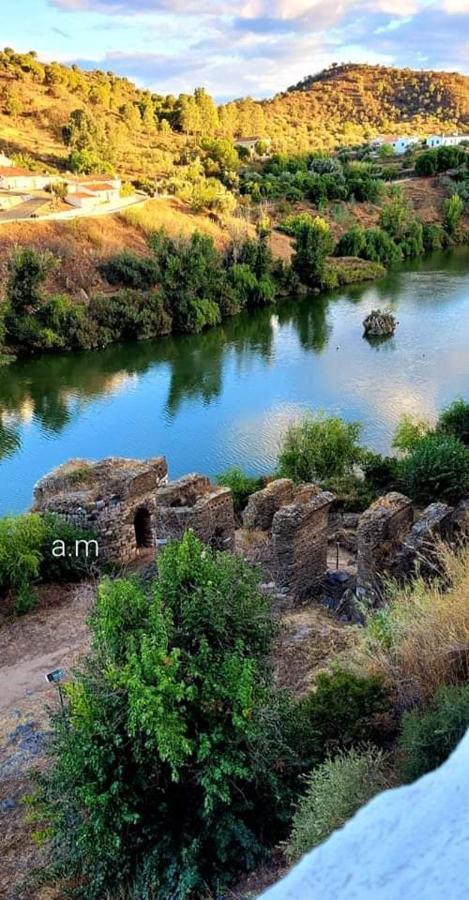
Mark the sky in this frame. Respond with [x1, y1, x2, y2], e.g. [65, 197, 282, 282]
[3, 0, 469, 101]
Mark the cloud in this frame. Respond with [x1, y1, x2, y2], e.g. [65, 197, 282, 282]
[46, 0, 468, 98]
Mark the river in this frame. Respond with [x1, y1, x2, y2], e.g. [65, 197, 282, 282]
[1, 248, 468, 515]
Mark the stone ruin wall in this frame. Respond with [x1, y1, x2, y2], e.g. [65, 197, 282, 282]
[154, 473, 235, 551]
[33, 462, 236, 562]
[33, 456, 169, 562]
[272, 490, 335, 599]
[356, 492, 414, 599]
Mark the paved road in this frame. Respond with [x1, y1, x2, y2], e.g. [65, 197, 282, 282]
[0, 194, 146, 225]
[0, 197, 48, 222]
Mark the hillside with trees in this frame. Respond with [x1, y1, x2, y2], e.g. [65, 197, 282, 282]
[0, 50, 468, 176]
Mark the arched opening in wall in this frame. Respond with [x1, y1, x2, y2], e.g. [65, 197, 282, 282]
[134, 507, 153, 550]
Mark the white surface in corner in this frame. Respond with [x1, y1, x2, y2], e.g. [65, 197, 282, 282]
[262, 730, 469, 899]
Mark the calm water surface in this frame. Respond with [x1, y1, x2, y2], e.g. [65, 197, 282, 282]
[1, 249, 468, 514]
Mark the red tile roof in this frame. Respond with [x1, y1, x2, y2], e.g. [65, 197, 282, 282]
[0, 166, 37, 177]
[80, 182, 115, 191]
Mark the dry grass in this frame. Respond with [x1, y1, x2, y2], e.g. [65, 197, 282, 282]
[359, 543, 469, 708]
[121, 197, 253, 248]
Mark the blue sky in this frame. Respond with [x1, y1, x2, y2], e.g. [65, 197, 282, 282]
[4, 0, 469, 100]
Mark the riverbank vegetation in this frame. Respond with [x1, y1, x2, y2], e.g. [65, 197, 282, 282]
[220, 400, 469, 513]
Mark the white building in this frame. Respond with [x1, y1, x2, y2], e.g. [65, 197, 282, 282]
[0, 152, 12, 167]
[426, 134, 467, 149]
[371, 136, 419, 155]
[66, 178, 121, 208]
[0, 167, 54, 190]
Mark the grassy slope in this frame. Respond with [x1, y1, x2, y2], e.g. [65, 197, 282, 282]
[0, 198, 254, 297]
[0, 176, 465, 297]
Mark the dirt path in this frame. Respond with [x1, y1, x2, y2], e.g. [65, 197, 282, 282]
[0, 582, 95, 900]
[0, 582, 95, 711]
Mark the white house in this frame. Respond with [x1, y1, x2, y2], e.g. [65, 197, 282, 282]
[0, 167, 54, 190]
[65, 178, 122, 209]
[371, 136, 419, 155]
[426, 134, 467, 149]
[0, 153, 12, 167]
[66, 191, 100, 210]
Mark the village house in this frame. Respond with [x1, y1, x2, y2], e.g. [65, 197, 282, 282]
[66, 178, 121, 209]
[0, 166, 54, 191]
[370, 135, 419, 155]
[234, 136, 271, 157]
[426, 134, 467, 148]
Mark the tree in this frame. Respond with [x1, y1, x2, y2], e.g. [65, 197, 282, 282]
[62, 108, 99, 150]
[443, 193, 464, 236]
[291, 217, 334, 288]
[335, 225, 366, 257]
[277, 413, 363, 482]
[6, 247, 55, 315]
[68, 148, 113, 175]
[46, 180, 68, 206]
[36, 533, 289, 899]
[415, 150, 438, 176]
[3, 86, 23, 118]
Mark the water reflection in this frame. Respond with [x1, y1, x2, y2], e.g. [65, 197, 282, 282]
[0, 248, 468, 512]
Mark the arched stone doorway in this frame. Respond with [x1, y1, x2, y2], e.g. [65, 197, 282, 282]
[134, 507, 153, 550]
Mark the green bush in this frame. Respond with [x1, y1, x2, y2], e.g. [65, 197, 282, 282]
[335, 225, 366, 257]
[399, 683, 469, 781]
[0, 513, 45, 598]
[291, 218, 334, 289]
[0, 513, 96, 611]
[286, 747, 392, 861]
[437, 397, 469, 445]
[99, 251, 159, 289]
[361, 451, 400, 493]
[361, 227, 402, 266]
[443, 194, 464, 236]
[216, 467, 265, 517]
[37, 533, 291, 899]
[399, 433, 469, 503]
[422, 223, 446, 252]
[39, 513, 97, 583]
[321, 473, 375, 512]
[292, 671, 392, 770]
[277, 413, 362, 483]
[393, 414, 430, 452]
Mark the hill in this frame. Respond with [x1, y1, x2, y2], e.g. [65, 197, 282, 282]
[0, 50, 468, 176]
[263, 63, 469, 153]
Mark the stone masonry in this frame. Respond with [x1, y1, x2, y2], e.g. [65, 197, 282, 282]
[33, 456, 168, 562]
[242, 479, 295, 530]
[392, 502, 454, 581]
[272, 490, 335, 599]
[154, 473, 235, 551]
[356, 492, 414, 601]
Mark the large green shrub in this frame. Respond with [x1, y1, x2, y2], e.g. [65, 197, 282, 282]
[0, 512, 95, 613]
[277, 413, 362, 483]
[292, 670, 392, 770]
[321, 473, 376, 512]
[291, 218, 334, 289]
[286, 747, 392, 861]
[399, 433, 469, 503]
[437, 397, 469, 445]
[99, 251, 159, 290]
[37, 533, 293, 898]
[443, 193, 464, 236]
[398, 683, 469, 781]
